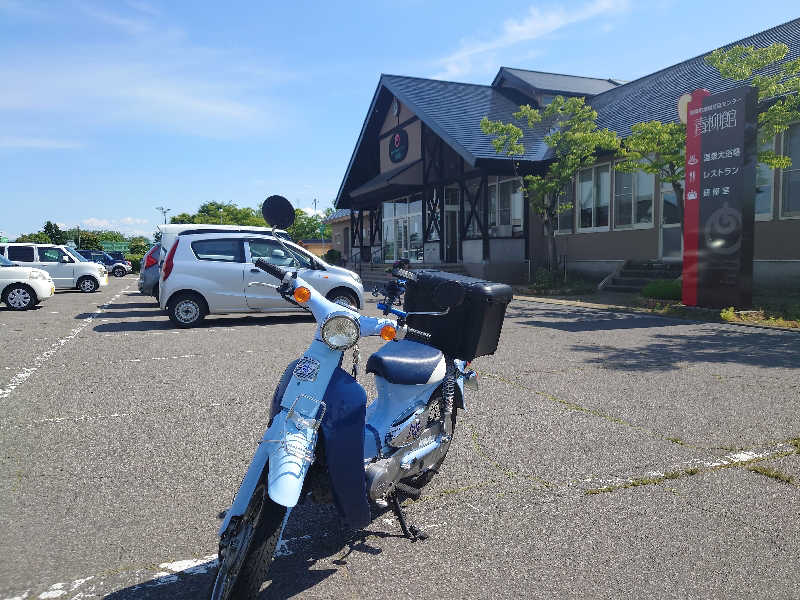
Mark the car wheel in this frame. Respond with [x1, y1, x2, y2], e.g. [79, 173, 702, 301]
[327, 289, 359, 310]
[3, 284, 36, 310]
[77, 276, 99, 293]
[168, 292, 206, 328]
[113, 267, 126, 278]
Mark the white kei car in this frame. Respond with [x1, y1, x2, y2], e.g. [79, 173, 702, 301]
[0, 254, 55, 310]
[159, 232, 364, 327]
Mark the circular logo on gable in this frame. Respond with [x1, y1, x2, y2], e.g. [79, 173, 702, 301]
[388, 128, 408, 163]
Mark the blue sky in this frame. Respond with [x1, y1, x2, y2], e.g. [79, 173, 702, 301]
[1, 0, 797, 240]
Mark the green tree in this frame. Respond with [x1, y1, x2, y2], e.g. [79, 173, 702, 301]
[617, 42, 800, 238]
[42, 221, 67, 245]
[95, 230, 126, 242]
[705, 42, 800, 168]
[75, 231, 102, 250]
[288, 209, 326, 240]
[481, 96, 620, 271]
[15, 232, 51, 243]
[171, 201, 265, 226]
[127, 236, 151, 255]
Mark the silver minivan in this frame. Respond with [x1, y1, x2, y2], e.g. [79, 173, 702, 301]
[158, 232, 364, 327]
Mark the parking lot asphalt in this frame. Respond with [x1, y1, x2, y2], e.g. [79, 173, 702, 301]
[1, 276, 799, 599]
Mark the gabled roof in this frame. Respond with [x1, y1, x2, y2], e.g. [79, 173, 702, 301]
[590, 17, 800, 137]
[335, 74, 553, 208]
[493, 67, 622, 97]
[381, 74, 553, 164]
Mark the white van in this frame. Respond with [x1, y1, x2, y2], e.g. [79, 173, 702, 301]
[0, 254, 54, 310]
[158, 224, 291, 263]
[0, 243, 109, 292]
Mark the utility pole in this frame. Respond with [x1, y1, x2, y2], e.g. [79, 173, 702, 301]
[313, 198, 318, 214]
[155, 206, 171, 224]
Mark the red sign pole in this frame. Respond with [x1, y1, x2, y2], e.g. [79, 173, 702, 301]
[682, 89, 710, 306]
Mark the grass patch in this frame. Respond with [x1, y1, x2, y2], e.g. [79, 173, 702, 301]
[513, 268, 598, 297]
[748, 464, 796, 485]
[586, 466, 703, 495]
[641, 279, 681, 300]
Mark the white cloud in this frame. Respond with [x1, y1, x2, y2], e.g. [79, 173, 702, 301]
[433, 0, 630, 79]
[0, 4, 292, 139]
[118, 216, 149, 225]
[82, 217, 112, 228]
[0, 136, 83, 150]
[82, 216, 150, 230]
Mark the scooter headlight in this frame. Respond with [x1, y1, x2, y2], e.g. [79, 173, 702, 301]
[321, 314, 360, 351]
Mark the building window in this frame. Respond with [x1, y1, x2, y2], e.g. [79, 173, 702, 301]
[382, 197, 423, 262]
[613, 167, 654, 229]
[485, 177, 524, 238]
[555, 188, 574, 233]
[781, 123, 800, 218]
[578, 164, 610, 231]
[755, 136, 775, 220]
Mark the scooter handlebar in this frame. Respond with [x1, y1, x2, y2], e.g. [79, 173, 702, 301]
[254, 258, 288, 281]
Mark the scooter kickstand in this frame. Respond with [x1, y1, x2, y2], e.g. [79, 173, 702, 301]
[388, 493, 428, 542]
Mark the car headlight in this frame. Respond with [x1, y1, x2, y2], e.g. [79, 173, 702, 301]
[350, 272, 361, 285]
[29, 270, 47, 280]
[321, 314, 360, 351]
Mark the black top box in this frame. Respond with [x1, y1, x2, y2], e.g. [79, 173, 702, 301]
[404, 270, 513, 361]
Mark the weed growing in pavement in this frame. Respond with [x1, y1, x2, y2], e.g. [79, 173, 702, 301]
[748, 464, 796, 485]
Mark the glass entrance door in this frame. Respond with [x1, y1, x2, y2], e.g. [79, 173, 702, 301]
[660, 180, 682, 261]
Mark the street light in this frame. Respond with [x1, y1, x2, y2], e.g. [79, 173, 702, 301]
[155, 206, 171, 224]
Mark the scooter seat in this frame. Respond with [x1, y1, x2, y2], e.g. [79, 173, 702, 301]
[366, 340, 446, 385]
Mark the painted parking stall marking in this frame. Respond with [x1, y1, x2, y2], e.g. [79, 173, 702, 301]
[0, 286, 131, 401]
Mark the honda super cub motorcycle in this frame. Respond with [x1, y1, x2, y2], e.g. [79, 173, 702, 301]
[209, 196, 510, 600]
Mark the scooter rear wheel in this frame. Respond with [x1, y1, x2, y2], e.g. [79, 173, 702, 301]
[208, 482, 287, 600]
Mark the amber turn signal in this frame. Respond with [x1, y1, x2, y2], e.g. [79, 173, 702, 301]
[293, 286, 311, 303]
[380, 325, 396, 341]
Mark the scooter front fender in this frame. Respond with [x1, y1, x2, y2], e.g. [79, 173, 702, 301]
[217, 416, 285, 537]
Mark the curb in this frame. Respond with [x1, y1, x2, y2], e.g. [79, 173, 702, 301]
[511, 294, 800, 334]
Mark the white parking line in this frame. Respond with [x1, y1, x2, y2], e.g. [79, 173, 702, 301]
[0, 538, 315, 599]
[0, 287, 130, 401]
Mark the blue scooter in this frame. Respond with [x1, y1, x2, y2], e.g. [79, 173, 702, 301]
[209, 196, 481, 600]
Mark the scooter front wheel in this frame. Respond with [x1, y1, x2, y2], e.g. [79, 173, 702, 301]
[209, 481, 287, 600]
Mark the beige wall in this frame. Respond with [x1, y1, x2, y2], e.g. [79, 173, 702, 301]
[380, 99, 416, 135]
[329, 220, 350, 260]
[554, 228, 659, 261]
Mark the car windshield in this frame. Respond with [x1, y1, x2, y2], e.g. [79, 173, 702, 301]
[0, 255, 13, 267]
[64, 247, 88, 262]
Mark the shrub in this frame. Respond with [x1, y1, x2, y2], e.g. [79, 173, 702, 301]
[641, 279, 681, 300]
[126, 253, 144, 273]
[533, 268, 555, 289]
[720, 306, 736, 321]
[324, 249, 342, 265]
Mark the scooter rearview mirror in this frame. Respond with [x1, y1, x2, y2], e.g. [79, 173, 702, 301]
[262, 195, 296, 230]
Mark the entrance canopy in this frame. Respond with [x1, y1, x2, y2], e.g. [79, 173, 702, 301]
[349, 159, 423, 206]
